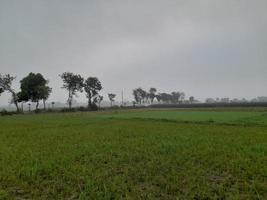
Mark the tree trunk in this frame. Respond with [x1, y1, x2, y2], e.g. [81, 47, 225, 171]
[11, 91, 20, 112]
[21, 103, 24, 112]
[36, 101, 39, 109]
[43, 99, 46, 110]
[88, 98, 92, 109]
[14, 101, 19, 112]
[87, 93, 92, 109]
[68, 90, 72, 109]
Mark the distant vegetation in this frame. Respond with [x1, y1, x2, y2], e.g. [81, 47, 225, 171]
[0, 72, 267, 113]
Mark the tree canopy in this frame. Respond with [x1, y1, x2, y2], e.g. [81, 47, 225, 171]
[60, 72, 84, 109]
[20, 73, 51, 109]
[84, 77, 102, 109]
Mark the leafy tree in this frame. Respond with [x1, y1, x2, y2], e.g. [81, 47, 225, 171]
[108, 93, 116, 106]
[133, 88, 146, 104]
[60, 72, 84, 109]
[159, 93, 173, 103]
[20, 73, 52, 109]
[17, 91, 28, 112]
[0, 74, 19, 111]
[40, 85, 52, 110]
[133, 89, 141, 104]
[148, 88, 157, 103]
[84, 77, 102, 109]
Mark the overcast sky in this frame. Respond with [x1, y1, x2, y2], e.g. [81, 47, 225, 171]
[0, 0, 267, 105]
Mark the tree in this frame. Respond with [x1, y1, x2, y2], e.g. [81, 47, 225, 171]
[20, 73, 52, 109]
[171, 92, 185, 104]
[108, 93, 116, 107]
[133, 88, 146, 104]
[148, 88, 157, 103]
[17, 91, 28, 112]
[189, 96, 194, 104]
[84, 77, 102, 109]
[159, 93, 173, 103]
[60, 72, 84, 109]
[95, 95, 103, 108]
[0, 87, 3, 96]
[40, 85, 52, 110]
[0, 74, 20, 111]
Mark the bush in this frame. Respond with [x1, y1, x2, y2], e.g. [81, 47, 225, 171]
[34, 109, 42, 114]
[88, 104, 98, 111]
[0, 109, 17, 116]
[60, 108, 76, 113]
[78, 106, 86, 112]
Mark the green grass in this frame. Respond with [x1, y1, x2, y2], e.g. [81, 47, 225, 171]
[100, 109, 267, 126]
[0, 109, 267, 199]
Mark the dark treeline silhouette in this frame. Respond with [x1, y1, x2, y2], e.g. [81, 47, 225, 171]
[0, 72, 107, 112]
[132, 87, 188, 105]
[1, 72, 267, 114]
[0, 73, 51, 112]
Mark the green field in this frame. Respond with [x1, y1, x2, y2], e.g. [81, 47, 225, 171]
[0, 109, 267, 199]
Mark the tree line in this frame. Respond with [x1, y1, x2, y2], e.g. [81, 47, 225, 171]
[0, 72, 193, 112]
[132, 87, 194, 105]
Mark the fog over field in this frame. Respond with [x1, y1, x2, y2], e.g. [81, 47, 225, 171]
[0, 0, 267, 106]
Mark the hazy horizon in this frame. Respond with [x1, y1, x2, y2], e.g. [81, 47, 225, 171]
[1, 0, 267, 106]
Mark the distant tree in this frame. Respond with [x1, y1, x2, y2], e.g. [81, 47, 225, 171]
[20, 73, 52, 109]
[60, 72, 84, 109]
[133, 88, 146, 104]
[155, 94, 162, 103]
[0, 74, 19, 111]
[95, 95, 103, 108]
[206, 98, 216, 103]
[0, 87, 3, 96]
[141, 90, 148, 103]
[220, 98, 230, 103]
[108, 93, 116, 107]
[148, 88, 157, 103]
[159, 93, 173, 103]
[51, 102, 55, 109]
[84, 77, 102, 109]
[189, 96, 194, 104]
[171, 92, 185, 104]
[28, 103, 31, 112]
[133, 89, 142, 104]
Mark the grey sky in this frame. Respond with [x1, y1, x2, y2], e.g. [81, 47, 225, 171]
[0, 0, 267, 105]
